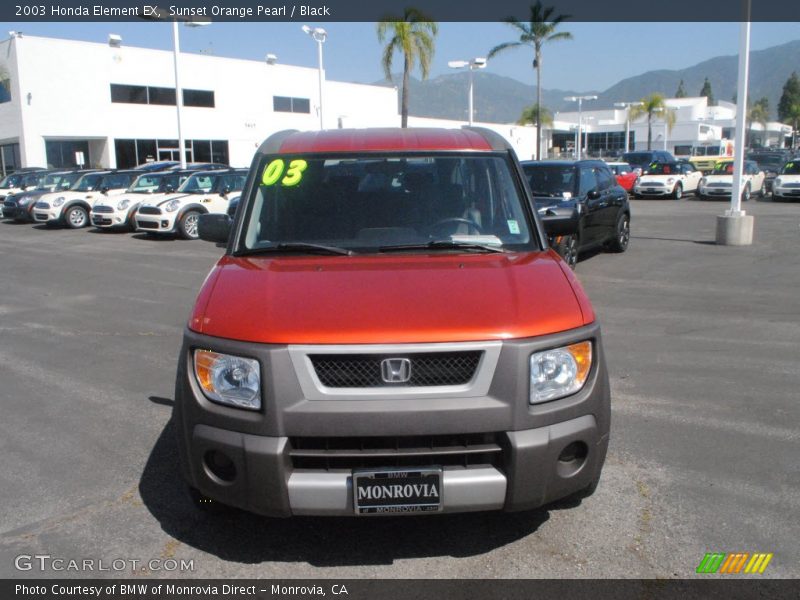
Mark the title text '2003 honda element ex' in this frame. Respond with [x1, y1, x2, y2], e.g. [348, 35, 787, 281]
[174, 128, 612, 516]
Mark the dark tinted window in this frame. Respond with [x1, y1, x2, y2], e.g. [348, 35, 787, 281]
[293, 98, 311, 113]
[578, 167, 598, 195]
[148, 86, 176, 106]
[595, 167, 615, 190]
[522, 164, 577, 197]
[183, 89, 215, 108]
[110, 84, 147, 104]
[0, 78, 11, 103]
[273, 96, 311, 114]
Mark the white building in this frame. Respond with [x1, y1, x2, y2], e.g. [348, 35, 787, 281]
[549, 96, 793, 159]
[0, 34, 537, 175]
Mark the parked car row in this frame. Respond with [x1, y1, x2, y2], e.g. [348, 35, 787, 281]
[1, 162, 246, 240]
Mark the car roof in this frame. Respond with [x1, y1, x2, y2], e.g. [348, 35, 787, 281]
[260, 128, 507, 155]
[520, 159, 607, 168]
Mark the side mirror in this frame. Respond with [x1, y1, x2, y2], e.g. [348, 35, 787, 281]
[100, 186, 109, 194]
[198, 213, 231, 244]
[587, 189, 601, 200]
[220, 185, 231, 197]
[540, 206, 579, 237]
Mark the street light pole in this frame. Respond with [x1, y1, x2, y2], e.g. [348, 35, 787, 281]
[565, 95, 597, 160]
[448, 58, 487, 127]
[302, 25, 327, 130]
[615, 101, 644, 153]
[172, 21, 186, 169]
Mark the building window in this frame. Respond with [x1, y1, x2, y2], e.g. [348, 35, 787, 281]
[0, 78, 11, 103]
[148, 86, 177, 106]
[1, 142, 21, 176]
[273, 96, 311, 114]
[111, 84, 214, 108]
[184, 89, 215, 108]
[110, 84, 147, 104]
[114, 139, 229, 169]
[45, 140, 91, 169]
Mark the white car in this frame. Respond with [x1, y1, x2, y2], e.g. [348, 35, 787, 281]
[91, 170, 197, 231]
[771, 160, 800, 201]
[135, 169, 248, 239]
[0, 169, 48, 215]
[697, 160, 766, 202]
[33, 171, 139, 228]
[633, 161, 703, 199]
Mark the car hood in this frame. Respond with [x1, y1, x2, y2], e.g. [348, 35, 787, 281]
[638, 175, 678, 183]
[190, 251, 592, 345]
[776, 174, 800, 183]
[140, 192, 193, 207]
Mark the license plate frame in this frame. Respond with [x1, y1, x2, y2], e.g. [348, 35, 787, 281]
[353, 467, 443, 515]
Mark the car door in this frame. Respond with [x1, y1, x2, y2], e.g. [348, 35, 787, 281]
[577, 166, 602, 247]
[683, 164, 702, 192]
[595, 165, 624, 236]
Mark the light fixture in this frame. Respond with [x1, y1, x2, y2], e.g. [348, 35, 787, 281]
[265, 53, 278, 65]
[108, 34, 122, 48]
[9, 31, 22, 38]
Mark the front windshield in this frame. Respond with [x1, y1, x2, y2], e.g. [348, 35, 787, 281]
[522, 164, 577, 197]
[693, 146, 722, 157]
[0, 174, 22, 189]
[179, 173, 217, 193]
[647, 163, 680, 175]
[711, 162, 735, 175]
[781, 161, 800, 175]
[128, 173, 167, 193]
[240, 154, 533, 252]
[749, 155, 784, 170]
[72, 173, 104, 192]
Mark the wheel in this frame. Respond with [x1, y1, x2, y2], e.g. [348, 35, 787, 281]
[607, 213, 630, 253]
[178, 211, 201, 240]
[63, 205, 89, 229]
[758, 180, 766, 198]
[126, 209, 138, 232]
[672, 183, 683, 200]
[553, 233, 579, 270]
[741, 184, 751, 203]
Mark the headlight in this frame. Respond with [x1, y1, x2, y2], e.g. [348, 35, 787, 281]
[165, 199, 181, 212]
[117, 199, 130, 211]
[53, 196, 65, 207]
[193, 350, 261, 410]
[666, 178, 675, 184]
[774, 178, 782, 188]
[530, 341, 592, 404]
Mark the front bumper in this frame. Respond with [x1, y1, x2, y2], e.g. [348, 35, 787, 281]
[634, 185, 672, 197]
[33, 208, 61, 223]
[91, 206, 135, 228]
[135, 212, 176, 233]
[773, 187, 800, 199]
[174, 324, 611, 517]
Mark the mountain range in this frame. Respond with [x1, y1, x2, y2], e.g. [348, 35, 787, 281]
[371, 39, 800, 124]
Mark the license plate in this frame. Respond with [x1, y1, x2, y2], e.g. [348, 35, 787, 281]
[353, 468, 442, 515]
[646, 188, 657, 193]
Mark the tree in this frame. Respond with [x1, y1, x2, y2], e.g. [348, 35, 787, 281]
[778, 72, 800, 124]
[675, 79, 687, 98]
[0, 63, 10, 102]
[517, 103, 553, 126]
[747, 97, 770, 147]
[783, 103, 800, 149]
[699, 77, 715, 106]
[488, 1, 572, 159]
[629, 94, 676, 151]
[377, 8, 438, 128]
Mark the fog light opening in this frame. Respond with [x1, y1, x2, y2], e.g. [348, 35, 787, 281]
[556, 441, 588, 478]
[203, 450, 237, 483]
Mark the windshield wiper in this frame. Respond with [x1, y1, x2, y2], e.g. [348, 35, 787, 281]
[379, 240, 505, 254]
[530, 189, 560, 197]
[239, 242, 355, 256]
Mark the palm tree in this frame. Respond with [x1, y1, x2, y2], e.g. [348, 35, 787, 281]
[517, 104, 553, 127]
[488, 1, 572, 159]
[746, 97, 770, 147]
[377, 9, 438, 128]
[629, 94, 676, 150]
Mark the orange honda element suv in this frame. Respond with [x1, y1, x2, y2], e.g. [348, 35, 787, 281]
[174, 128, 611, 516]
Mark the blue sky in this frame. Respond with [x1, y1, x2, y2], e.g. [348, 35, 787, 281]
[2, 22, 798, 92]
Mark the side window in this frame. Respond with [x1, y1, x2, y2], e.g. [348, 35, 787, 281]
[578, 167, 597, 196]
[595, 167, 615, 190]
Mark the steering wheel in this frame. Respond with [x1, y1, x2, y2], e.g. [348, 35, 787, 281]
[429, 217, 483, 236]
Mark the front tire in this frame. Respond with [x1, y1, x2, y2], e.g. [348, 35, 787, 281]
[178, 211, 200, 240]
[63, 205, 89, 229]
[741, 184, 751, 203]
[607, 213, 630, 253]
[554, 234, 579, 270]
[758, 181, 766, 198]
[673, 183, 683, 200]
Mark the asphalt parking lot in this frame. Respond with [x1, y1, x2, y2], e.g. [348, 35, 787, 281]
[1, 197, 798, 579]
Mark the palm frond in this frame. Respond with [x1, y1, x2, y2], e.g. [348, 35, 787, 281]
[487, 41, 525, 59]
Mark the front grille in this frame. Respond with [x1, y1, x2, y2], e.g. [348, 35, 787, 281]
[290, 433, 504, 470]
[639, 181, 664, 187]
[138, 206, 162, 215]
[784, 183, 800, 188]
[3, 201, 16, 209]
[93, 205, 113, 214]
[93, 217, 112, 225]
[137, 220, 159, 229]
[310, 351, 482, 388]
[709, 183, 732, 188]
[35, 202, 50, 209]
